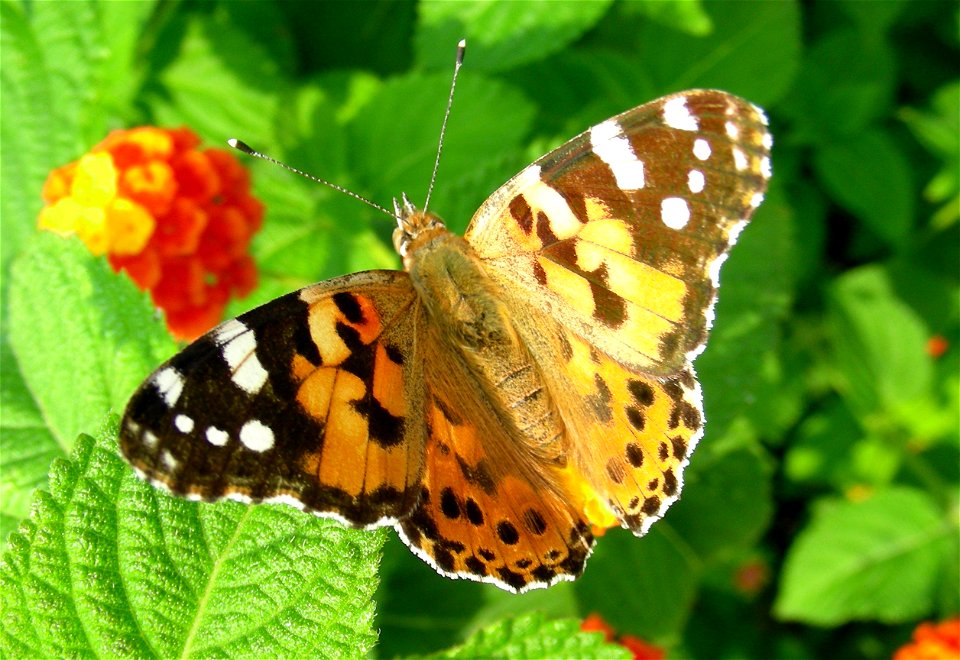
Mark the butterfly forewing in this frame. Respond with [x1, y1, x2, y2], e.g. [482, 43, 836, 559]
[120, 271, 426, 527]
[466, 89, 771, 375]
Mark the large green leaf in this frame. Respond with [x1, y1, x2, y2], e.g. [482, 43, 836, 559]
[0, 419, 382, 658]
[8, 235, 174, 453]
[814, 130, 914, 246]
[828, 266, 933, 420]
[774, 488, 954, 625]
[636, 0, 801, 103]
[415, 0, 614, 72]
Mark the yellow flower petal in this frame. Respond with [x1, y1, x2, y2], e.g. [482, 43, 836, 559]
[38, 198, 83, 234]
[71, 152, 117, 207]
[74, 206, 109, 255]
[106, 198, 155, 255]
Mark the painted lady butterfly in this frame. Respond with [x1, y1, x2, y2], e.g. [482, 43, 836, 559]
[120, 87, 772, 592]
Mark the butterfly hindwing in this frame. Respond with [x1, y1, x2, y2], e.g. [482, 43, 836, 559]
[466, 89, 771, 375]
[120, 270, 426, 527]
[544, 327, 703, 535]
[397, 369, 594, 592]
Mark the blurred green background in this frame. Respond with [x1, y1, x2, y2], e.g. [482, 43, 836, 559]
[1, 1, 957, 658]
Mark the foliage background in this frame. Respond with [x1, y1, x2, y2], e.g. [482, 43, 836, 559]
[1, 1, 957, 658]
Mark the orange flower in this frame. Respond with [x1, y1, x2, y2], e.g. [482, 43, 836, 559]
[38, 126, 263, 340]
[894, 618, 960, 660]
[581, 613, 666, 660]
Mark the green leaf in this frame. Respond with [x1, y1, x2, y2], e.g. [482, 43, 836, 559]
[415, 0, 614, 72]
[784, 399, 864, 491]
[774, 488, 954, 625]
[636, 0, 801, 103]
[667, 446, 774, 563]
[814, 130, 914, 246]
[8, 234, 175, 453]
[623, 0, 713, 36]
[827, 266, 933, 419]
[781, 29, 896, 140]
[574, 527, 699, 644]
[0, 336, 61, 551]
[152, 13, 286, 148]
[0, 1, 80, 278]
[900, 80, 960, 228]
[419, 612, 630, 659]
[697, 186, 796, 440]
[0, 418, 382, 657]
[348, 72, 536, 232]
[836, 0, 909, 34]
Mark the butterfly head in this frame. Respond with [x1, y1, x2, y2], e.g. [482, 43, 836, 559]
[392, 192, 448, 269]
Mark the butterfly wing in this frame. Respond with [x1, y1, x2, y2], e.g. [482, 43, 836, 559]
[120, 270, 426, 527]
[465, 89, 771, 375]
[541, 324, 705, 535]
[463, 90, 771, 535]
[396, 336, 594, 592]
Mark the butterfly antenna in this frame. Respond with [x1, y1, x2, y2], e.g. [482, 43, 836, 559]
[227, 139, 395, 219]
[422, 38, 466, 214]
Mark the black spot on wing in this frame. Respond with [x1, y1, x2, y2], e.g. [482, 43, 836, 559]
[465, 498, 484, 526]
[497, 520, 520, 545]
[440, 488, 460, 519]
[351, 394, 404, 447]
[625, 443, 644, 467]
[332, 291, 364, 324]
[628, 379, 655, 406]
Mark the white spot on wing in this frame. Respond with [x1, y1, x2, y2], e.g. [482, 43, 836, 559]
[660, 197, 690, 230]
[160, 450, 178, 470]
[213, 318, 246, 345]
[143, 430, 158, 450]
[725, 121, 740, 140]
[206, 426, 229, 447]
[663, 97, 698, 131]
[152, 367, 185, 408]
[753, 104, 770, 125]
[217, 320, 269, 395]
[760, 156, 772, 179]
[693, 138, 711, 161]
[762, 131, 773, 150]
[688, 170, 705, 194]
[732, 147, 748, 172]
[239, 419, 275, 452]
[174, 414, 194, 433]
[750, 192, 765, 208]
[590, 120, 645, 190]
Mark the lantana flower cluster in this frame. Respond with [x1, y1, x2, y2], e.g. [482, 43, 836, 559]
[894, 618, 960, 660]
[39, 126, 263, 340]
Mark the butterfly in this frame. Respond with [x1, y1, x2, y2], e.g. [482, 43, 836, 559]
[120, 89, 772, 593]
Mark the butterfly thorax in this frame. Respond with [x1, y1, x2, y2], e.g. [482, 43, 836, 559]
[405, 218, 566, 464]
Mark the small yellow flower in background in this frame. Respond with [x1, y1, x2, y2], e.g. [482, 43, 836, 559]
[38, 126, 263, 341]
